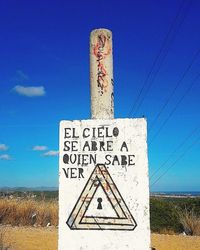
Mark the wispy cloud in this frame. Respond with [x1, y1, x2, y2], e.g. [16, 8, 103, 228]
[33, 145, 48, 151]
[0, 154, 11, 160]
[43, 150, 59, 156]
[16, 70, 29, 81]
[11, 70, 29, 83]
[12, 85, 46, 97]
[0, 144, 8, 151]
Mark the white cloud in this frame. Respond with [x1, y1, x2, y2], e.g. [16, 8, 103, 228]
[13, 85, 45, 97]
[43, 150, 59, 156]
[33, 145, 48, 151]
[0, 144, 8, 151]
[0, 154, 11, 160]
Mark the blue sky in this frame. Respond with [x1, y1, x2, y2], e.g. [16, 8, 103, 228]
[0, 0, 200, 191]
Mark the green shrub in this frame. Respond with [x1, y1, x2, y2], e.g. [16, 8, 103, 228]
[150, 198, 182, 233]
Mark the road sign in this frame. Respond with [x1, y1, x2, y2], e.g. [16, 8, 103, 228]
[59, 118, 150, 249]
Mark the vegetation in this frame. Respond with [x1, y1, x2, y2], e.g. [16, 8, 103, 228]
[179, 208, 200, 236]
[150, 197, 200, 235]
[0, 198, 58, 227]
[150, 198, 182, 233]
[0, 191, 200, 236]
[0, 191, 58, 201]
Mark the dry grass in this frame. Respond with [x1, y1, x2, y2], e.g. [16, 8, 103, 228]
[0, 198, 58, 227]
[179, 208, 200, 236]
[158, 228, 177, 235]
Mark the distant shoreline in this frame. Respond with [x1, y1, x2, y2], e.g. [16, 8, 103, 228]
[151, 194, 200, 199]
[0, 188, 200, 198]
[151, 191, 200, 198]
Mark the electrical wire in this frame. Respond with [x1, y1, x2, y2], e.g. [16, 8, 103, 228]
[150, 134, 200, 187]
[128, 0, 192, 117]
[150, 123, 200, 179]
[149, 47, 200, 132]
[149, 72, 200, 145]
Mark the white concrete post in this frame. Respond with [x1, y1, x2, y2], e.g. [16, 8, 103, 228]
[59, 29, 151, 250]
[90, 28, 114, 119]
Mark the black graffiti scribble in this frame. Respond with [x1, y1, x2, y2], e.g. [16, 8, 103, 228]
[111, 78, 114, 113]
[93, 34, 111, 95]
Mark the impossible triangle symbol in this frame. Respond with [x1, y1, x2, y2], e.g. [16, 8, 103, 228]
[66, 164, 137, 230]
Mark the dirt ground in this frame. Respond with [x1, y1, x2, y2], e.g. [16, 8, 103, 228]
[1, 226, 200, 250]
[1, 226, 57, 250]
[151, 233, 200, 250]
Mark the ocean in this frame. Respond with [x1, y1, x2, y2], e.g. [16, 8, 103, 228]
[151, 191, 200, 197]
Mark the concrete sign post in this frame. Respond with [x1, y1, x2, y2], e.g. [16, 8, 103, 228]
[59, 29, 150, 250]
[90, 29, 114, 119]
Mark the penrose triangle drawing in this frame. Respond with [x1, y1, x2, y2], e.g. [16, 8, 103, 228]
[66, 164, 137, 230]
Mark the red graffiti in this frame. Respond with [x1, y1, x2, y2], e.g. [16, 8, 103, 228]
[93, 34, 111, 58]
[93, 34, 111, 95]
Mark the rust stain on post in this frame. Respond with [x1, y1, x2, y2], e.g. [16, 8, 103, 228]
[90, 28, 114, 119]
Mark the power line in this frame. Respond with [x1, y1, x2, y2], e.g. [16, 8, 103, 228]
[150, 134, 200, 188]
[132, 0, 192, 116]
[150, 123, 200, 180]
[149, 47, 200, 132]
[149, 71, 200, 145]
[128, 0, 192, 117]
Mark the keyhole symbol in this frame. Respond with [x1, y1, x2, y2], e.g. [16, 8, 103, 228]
[97, 197, 103, 209]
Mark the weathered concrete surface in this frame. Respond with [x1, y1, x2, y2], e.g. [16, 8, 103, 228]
[90, 29, 114, 119]
[59, 118, 150, 249]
